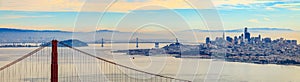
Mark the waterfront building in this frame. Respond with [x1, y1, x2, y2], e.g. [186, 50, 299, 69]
[175, 38, 180, 45]
[155, 42, 159, 49]
[234, 36, 238, 44]
[215, 37, 226, 46]
[244, 27, 251, 43]
[252, 37, 260, 44]
[240, 34, 244, 44]
[286, 40, 292, 44]
[136, 38, 139, 48]
[206, 37, 211, 44]
[263, 38, 272, 43]
[292, 40, 297, 45]
[101, 38, 104, 47]
[223, 32, 225, 40]
[226, 36, 233, 43]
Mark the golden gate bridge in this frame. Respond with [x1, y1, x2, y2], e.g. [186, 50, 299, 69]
[0, 40, 191, 82]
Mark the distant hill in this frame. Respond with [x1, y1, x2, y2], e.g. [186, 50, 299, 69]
[0, 28, 70, 32]
[41, 39, 88, 47]
[246, 28, 293, 32]
[0, 27, 295, 43]
[96, 30, 120, 33]
[0, 28, 122, 33]
[184, 28, 294, 32]
[59, 39, 88, 47]
[0, 28, 128, 43]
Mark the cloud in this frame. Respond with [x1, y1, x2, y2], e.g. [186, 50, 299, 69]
[0, 0, 299, 12]
[0, 0, 84, 12]
[0, 24, 72, 31]
[0, 0, 278, 12]
[1, 15, 54, 19]
[265, 7, 275, 10]
[273, 2, 300, 10]
[213, 0, 257, 6]
[248, 19, 259, 23]
[0, 0, 197, 12]
[214, 0, 300, 11]
[213, 0, 277, 9]
[263, 17, 270, 21]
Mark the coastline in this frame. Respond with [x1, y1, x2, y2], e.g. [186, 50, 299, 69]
[114, 50, 300, 67]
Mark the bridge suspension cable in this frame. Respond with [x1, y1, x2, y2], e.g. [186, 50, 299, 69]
[59, 41, 191, 82]
[0, 40, 191, 82]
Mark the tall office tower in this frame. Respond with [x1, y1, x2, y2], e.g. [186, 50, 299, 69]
[175, 38, 181, 46]
[155, 42, 159, 49]
[136, 37, 139, 48]
[292, 40, 297, 45]
[101, 38, 104, 47]
[263, 38, 272, 43]
[226, 36, 233, 43]
[234, 36, 238, 44]
[244, 27, 248, 34]
[244, 27, 251, 43]
[241, 34, 244, 42]
[223, 32, 225, 40]
[206, 37, 210, 44]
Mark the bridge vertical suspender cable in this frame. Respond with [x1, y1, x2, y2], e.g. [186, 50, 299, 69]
[59, 41, 192, 82]
[0, 40, 192, 82]
[0, 42, 50, 82]
[0, 46, 47, 71]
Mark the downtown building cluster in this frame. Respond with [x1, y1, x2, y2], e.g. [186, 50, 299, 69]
[206, 28, 297, 45]
[117, 27, 300, 65]
[203, 27, 300, 65]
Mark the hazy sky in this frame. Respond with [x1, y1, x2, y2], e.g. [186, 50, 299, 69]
[0, 0, 299, 32]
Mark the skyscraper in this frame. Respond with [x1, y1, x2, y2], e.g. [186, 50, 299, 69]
[234, 36, 238, 44]
[155, 42, 159, 49]
[226, 36, 233, 43]
[136, 37, 139, 48]
[244, 27, 247, 34]
[263, 38, 272, 43]
[244, 27, 251, 43]
[223, 32, 225, 40]
[175, 38, 180, 45]
[206, 37, 210, 44]
[101, 38, 104, 47]
[292, 40, 297, 45]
